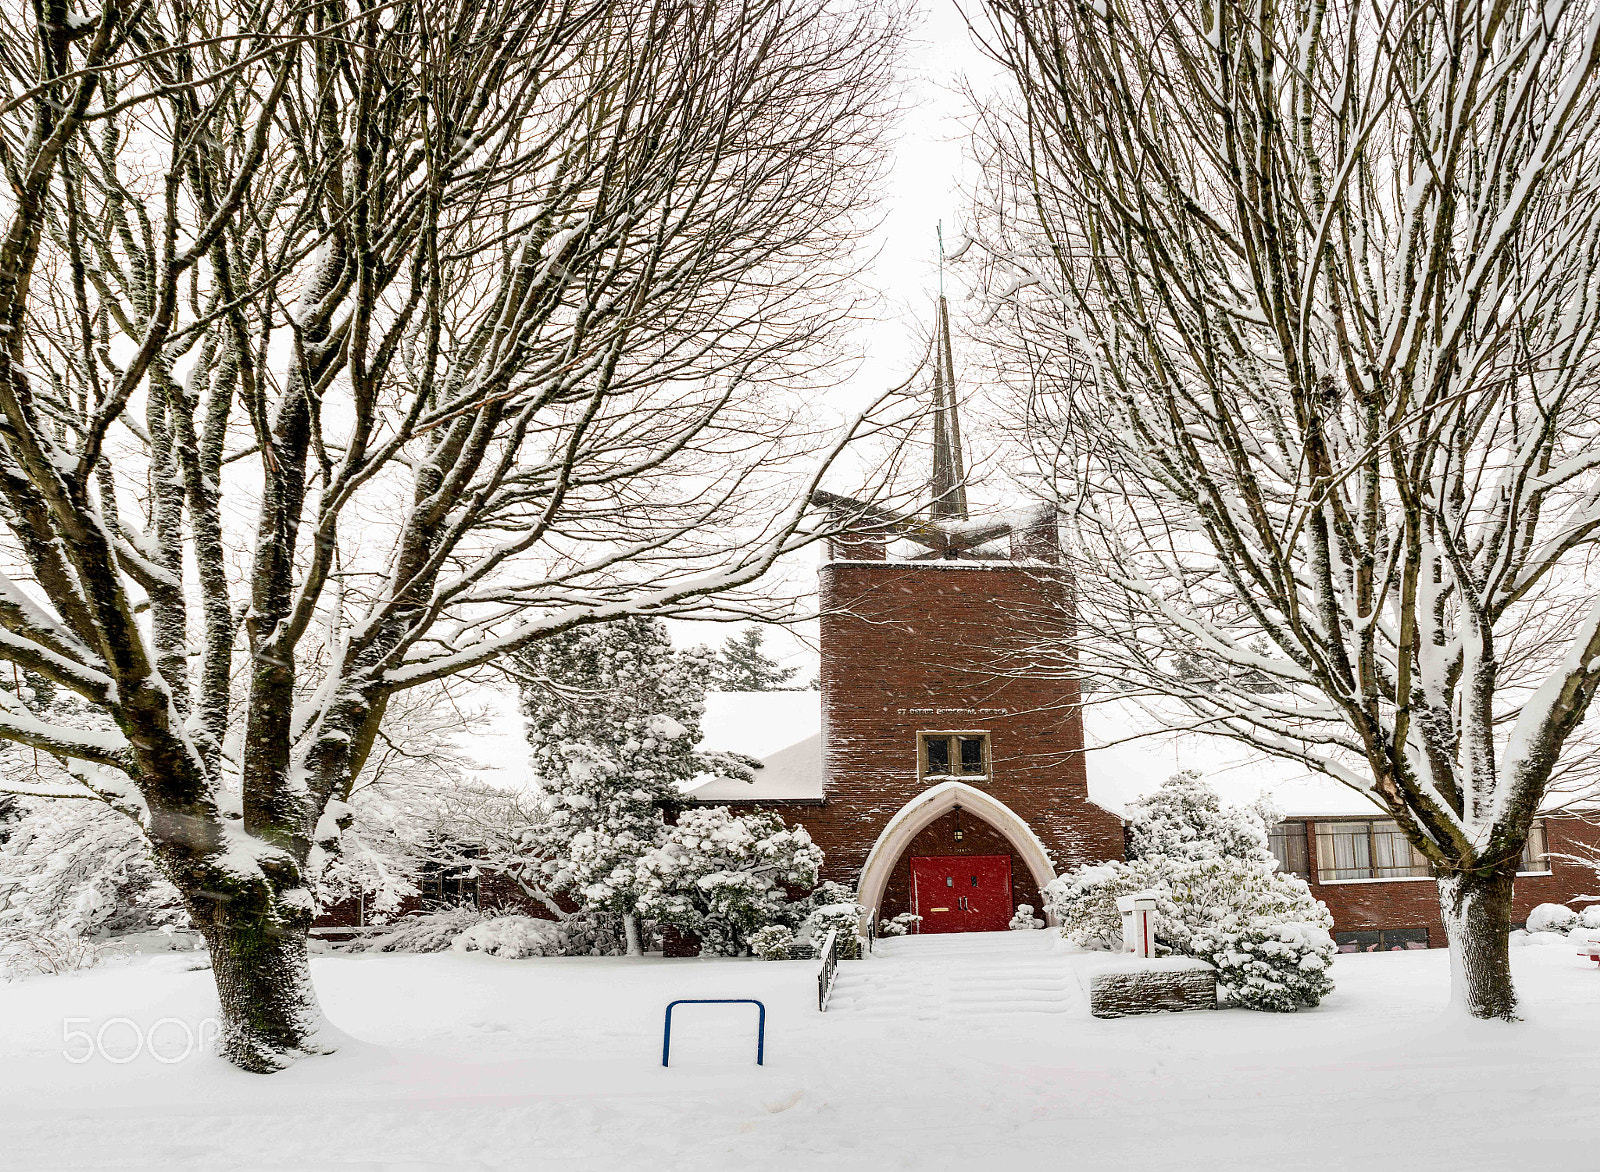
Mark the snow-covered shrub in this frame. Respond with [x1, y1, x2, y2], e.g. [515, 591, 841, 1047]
[0, 798, 188, 942]
[0, 926, 107, 979]
[452, 915, 567, 959]
[1046, 861, 1147, 950]
[1580, 905, 1600, 930]
[1009, 904, 1044, 930]
[349, 905, 488, 953]
[1045, 773, 1335, 1010]
[804, 900, 865, 959]
[1526, 903, 1578, 934]
[635, 806, 822, 956]
[1198, 920, 1334, 1012]
[877, 912, 922, 937]
[750, 924, 797, 960]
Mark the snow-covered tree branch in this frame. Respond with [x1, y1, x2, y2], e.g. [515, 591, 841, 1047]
[971, 0, 1600, 1018]
[0, 0, 903, 1070]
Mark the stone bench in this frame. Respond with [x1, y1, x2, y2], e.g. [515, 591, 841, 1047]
[1088, 957, 1217, 1018]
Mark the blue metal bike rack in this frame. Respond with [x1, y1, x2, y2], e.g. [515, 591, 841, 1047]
[661, 999, 766, 1067]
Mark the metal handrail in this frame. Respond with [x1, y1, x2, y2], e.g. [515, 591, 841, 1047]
[816, 927, 840, 1011]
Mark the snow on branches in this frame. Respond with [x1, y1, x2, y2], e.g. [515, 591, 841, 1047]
[972, 0, 1600, 1018]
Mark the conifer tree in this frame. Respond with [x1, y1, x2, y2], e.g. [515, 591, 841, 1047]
[710, 627, 803, 691]
[513, 618, 727, 955]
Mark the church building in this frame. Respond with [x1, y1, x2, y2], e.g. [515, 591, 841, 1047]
[687, 298, 1600, 949]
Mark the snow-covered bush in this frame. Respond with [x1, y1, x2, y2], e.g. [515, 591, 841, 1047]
[452, 915, 567, 959]
[0, 798, 188, 943]
[0, 926, 107, 979]
[635, 807, 822, 956]
[1174, 860, 1336, 1010]
[1046, 860, 1147, 950]
[1009, 904, 1044, 930]
[1045, 773, 1335, 1010]
[349, 905, 489, 953]
[1198, 921, 1335, 1012]
[804, 899, 865, 959]
[1526, 903, 1578, 934]
[1580, 905, 1600, 931]
[750, 924, 797, 960]
[878, 912, 922, 937]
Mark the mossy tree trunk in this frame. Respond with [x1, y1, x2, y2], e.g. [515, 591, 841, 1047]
[187, 872, 331, 1072]
[1437, 864, 1519, 1022]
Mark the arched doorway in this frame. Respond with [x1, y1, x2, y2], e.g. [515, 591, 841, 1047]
[856, 782, 1058, 932]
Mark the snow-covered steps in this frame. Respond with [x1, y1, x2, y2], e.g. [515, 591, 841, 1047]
[825, 929, 1084, 1024]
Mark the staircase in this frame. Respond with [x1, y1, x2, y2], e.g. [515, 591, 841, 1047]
[824, 929, 1084, 1024]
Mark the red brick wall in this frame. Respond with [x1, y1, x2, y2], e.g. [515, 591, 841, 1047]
[1298, 814, 1600, 947]
[789, 560, 1125, 912]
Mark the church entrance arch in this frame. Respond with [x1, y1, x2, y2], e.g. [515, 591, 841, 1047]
[856, 782, 1058, 932]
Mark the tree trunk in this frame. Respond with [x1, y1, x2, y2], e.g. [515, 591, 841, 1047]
[623, 911, 642, 957]
[194, 896, 333, 1072]
[1437, 864, 1519, 1021]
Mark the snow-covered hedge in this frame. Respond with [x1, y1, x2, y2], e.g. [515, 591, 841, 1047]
[1581, 905, 1600, 931]
[452, 915, 568, 959]
[1045, 772, 1335, 1011]
[349, 905, 489, 953]
[1526, 903, 1578, 934]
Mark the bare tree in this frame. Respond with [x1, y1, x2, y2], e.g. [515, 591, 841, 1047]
[969, 0, 1600, 1018]
[0, 0, 902, 1069]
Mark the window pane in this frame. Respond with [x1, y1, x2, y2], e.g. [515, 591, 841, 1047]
[958, 736, 986, 774]
[1317, 822, 1373, 881]
[1269, 821, 1309, 878]
[924, 736, 951, 774]
[1371, 821, 1429, 878]
[1520, 821, 1548, 873]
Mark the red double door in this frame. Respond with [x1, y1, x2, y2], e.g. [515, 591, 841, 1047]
[909, 855, 1014, 934]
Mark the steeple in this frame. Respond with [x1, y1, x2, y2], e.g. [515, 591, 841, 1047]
[928, 292, 968, 522]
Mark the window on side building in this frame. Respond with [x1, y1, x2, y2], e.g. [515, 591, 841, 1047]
[1314, 819, 1430, 881]
[920, 732, 989, 781]
[1518, 819, 1550, 874]
[418, 861, 480, 908]
[1268, 820, 1310, 878]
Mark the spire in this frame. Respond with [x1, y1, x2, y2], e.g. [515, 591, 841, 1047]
[929, 292, 968, 522]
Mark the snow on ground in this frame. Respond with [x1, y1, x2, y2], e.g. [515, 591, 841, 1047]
[2, 931, 1597, 1170]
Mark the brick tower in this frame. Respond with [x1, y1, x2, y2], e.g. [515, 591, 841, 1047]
[798, 297, 1124, 932]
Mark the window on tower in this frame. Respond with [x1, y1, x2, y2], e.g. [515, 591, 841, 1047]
[920, 732, 989, 780]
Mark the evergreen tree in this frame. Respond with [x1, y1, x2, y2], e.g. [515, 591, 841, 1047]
[710, 627, 803, 691]
[514, 618, 723, 955]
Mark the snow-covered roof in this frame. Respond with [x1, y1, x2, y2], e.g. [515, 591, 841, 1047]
[1083, 697, 1600, 817]
[1082, 698, 1381, 819]
[685, 691, 824, 801]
